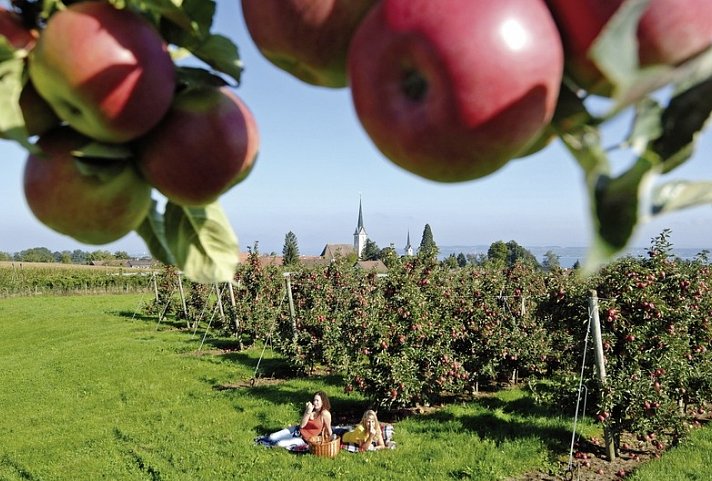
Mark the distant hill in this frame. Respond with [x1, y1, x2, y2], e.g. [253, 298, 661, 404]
[437, 245, 710, 268]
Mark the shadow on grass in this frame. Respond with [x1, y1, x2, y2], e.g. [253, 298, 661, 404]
[113, 309, 161, 324]
[111, 311, 572, 450]
[409, 399, 572, 454]
[475, 392, 565, 419]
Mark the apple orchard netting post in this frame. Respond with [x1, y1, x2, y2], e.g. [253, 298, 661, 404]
[588, 290, 616, 461]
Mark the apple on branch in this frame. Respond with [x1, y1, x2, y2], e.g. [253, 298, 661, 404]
[241, 0, 377, 88]
[136, 86, 260, 207]
[545, 0, 712, 95]
[0, 6, 37, 49]
[0, 8, 60, 138]
[28, 1, 176, 143]
[23, 127, 152, 245]
[348, 0, 564, 182]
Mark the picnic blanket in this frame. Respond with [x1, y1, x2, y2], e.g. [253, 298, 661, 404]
[333, 423, 396, 452]
[255, 423, 396, 453]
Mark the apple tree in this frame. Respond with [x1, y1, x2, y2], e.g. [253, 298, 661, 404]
[0, 0, 251, 283]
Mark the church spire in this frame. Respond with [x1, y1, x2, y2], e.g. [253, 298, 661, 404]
[354, 197, 366, 235]
[354, 197, 367, 258]
[405, 230, 414, 256]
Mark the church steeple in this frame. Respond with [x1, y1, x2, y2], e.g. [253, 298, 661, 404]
[405, 230, 413, 256]
[354, 197, 367, 258]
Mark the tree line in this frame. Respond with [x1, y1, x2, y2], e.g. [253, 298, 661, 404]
[0, 247, 136, 264]
[282, 223, 565, 270]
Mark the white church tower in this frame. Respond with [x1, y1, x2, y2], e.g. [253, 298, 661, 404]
[404, 230, 414, 256]
[354, 198, 368, 259]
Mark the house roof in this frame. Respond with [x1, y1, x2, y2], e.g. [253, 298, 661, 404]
[320, 244, 355, 259]
[299, 257, 331, 268]
[354, 260, 388, 273]
[238, 252, 283, 267]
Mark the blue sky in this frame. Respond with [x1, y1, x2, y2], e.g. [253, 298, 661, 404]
[1, 0, 710, 257]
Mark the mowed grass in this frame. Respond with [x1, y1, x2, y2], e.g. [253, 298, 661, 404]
[628, 426, 712, 481]
[2, 294, 705, 481]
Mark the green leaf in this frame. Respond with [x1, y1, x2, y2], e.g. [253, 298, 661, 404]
[651, 181, 712, 216]
[190, 34, 243, 85]
[163, 201, 239, 283]
[135, 199, 176, 266]
[624, 98, 662, 152]
[0, 56, 36, 153]
[177, 0, 216, 34]
[39, 0, 64, 21]
[671, 45, 712, 94]
[0, 38, 18, 63]
[587, 0, 673, 107]
[126, 0, 196, 32]
[584, 157, 660, 272]
[557, 124, 609, 180]
[160, 20, 241, 84]
[176, 66, 229, 90]
[651, 77, 712, 173]
[589, 0, 651, 90]
[588, 0, 712, 110]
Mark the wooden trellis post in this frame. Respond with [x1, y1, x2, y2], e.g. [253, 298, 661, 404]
[590, 289, 616, 461]
[284, 272, 297, 345]
[177, 272, 188, 321]
[152, 272, 159, 304]
[227, 281, 239, 335]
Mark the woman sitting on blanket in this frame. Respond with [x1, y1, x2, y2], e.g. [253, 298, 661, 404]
[342, 409, 385, 451]
[264, 391, 333, 450]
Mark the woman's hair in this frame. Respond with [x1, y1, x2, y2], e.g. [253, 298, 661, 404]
[314, 391, 331, 412]
[360, 409, 380, 431]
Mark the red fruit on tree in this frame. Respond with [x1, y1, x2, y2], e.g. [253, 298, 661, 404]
[137, 86, 260, 207]
[0, 6, 37, 49]
[241, 0, 377, 88]
[348, 0, 563, 182]
[28, 1, 176, 143]
[545, 0, 712, 95]
[23, 128, 152, 244]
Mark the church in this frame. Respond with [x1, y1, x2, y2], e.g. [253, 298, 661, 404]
[319, 198, 412, 266]
[241, 199, 407, 273]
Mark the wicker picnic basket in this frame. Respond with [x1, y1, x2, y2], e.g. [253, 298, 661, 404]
[308, 427, 340, 458]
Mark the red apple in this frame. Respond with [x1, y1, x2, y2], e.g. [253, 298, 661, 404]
[0, 6, 37, 49]
[241, 0, 377, 88]
[136, 86, 260, 207]
[348, 0, 563, 182]
[545, 0, 712, 95]
[28, 2, 175, 143]
[23, 127, 152, 244]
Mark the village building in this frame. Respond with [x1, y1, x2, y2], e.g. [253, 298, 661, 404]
[239, 198, 403, 273]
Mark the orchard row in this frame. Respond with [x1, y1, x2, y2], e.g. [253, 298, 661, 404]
[0, 263, 152, 297]
[149, 232, 711, 453]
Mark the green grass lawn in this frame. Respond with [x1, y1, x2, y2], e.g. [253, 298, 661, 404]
[0, 294, 707, 481]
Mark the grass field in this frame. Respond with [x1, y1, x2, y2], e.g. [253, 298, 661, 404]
[0, 294, 708, 480]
